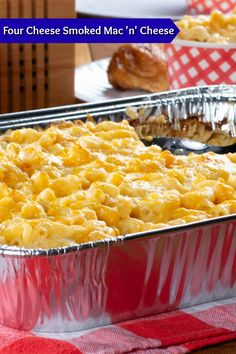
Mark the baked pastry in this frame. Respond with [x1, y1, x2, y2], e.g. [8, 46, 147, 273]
[107, 44, 169, 93]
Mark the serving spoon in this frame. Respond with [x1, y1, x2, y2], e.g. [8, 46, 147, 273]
[142, 137, 236, 155]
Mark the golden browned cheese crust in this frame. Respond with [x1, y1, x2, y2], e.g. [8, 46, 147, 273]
[107, 44, 169, 93]
[176, 9, 236, 43]
[1, 119, 236, 249]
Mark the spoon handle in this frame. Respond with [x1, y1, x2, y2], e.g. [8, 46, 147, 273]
[210, 143, 236, 154]
[142, 137, 236, 155]
[142, 137, 208, 155]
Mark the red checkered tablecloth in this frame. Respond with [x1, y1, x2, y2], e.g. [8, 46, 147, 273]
[165, 43, 236, 89]
[188, 0, 235, 15]
[0, 298, 236, 353]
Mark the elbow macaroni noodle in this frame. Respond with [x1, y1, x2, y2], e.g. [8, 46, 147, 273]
[0, 119, 236, 249]
[176, 9, 236, 43]
[126, 110, 236, 147]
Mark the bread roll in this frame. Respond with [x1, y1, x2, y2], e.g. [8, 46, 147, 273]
[107, 44, 169, 93]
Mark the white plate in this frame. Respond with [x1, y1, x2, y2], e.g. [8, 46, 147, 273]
[76, 0, 187, 18]
[75, 58, 147, 102]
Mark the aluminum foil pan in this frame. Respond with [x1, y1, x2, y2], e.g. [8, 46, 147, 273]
[0, 85, 236, 333]
[124, 85, 236, 142]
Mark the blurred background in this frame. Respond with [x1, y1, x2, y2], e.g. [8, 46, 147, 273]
[0, 0, 188, 114]
[0, 0, 235, 113]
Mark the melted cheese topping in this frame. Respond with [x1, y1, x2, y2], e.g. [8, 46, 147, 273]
[0, 119, 236, 249]
[176, 9, 236, 43]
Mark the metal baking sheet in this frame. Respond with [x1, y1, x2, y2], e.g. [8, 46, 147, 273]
[0, 85, 236, 333]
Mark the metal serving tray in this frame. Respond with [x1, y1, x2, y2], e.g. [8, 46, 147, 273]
[0, 85, 236, 333]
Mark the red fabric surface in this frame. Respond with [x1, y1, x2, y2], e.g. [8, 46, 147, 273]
[1, 298, 236, 354]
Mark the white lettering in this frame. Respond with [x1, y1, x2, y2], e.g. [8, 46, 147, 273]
[140, 26, 174, 35]
[104, 26, 123, 35]
[26, 26, 61, 35]
[3, 26, 24, 35]
[63, 26, 101, 35]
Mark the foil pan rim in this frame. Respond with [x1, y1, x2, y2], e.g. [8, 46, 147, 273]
[0, 85, 236, 124]
[76, 85, 236, 112]
[1, 214, 236, 257]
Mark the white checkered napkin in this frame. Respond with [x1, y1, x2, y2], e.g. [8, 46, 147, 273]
[165, 43, 236, 89]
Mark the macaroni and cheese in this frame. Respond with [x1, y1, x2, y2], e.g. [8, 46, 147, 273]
[0, 119, 236, 249]
[176, 9, 236, 43]
[126, 109, 236, 146]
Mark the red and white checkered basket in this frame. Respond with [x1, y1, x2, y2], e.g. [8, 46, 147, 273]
[188, 0, 236, 15]
[165, 40, 236, 89]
